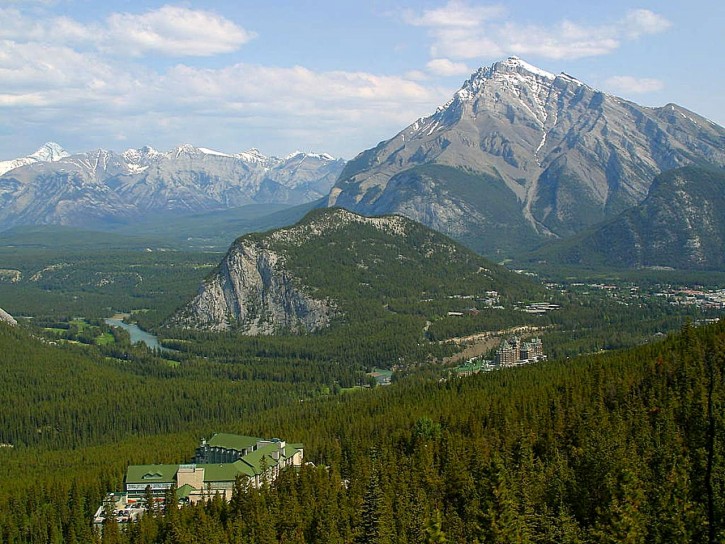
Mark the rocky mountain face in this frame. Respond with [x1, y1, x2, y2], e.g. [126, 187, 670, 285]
[169, 207, 537, 334]
[0, 144, 344, 229]
[0, 307, 17, 327]
[529, 166, 725, 270]
[170, 233, 336, 334]
[328, 57, 725, 256]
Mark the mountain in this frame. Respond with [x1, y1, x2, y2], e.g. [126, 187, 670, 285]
[0, 144, 345, 229]
[0, 142, 69, 176]
[526, 166, 725, 270]
[327, 57, 725, 257]
[169, 207, 540, 334]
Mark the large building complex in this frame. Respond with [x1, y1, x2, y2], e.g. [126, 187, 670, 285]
[494, 336, 545, 366]
[95, 433, 303, 525]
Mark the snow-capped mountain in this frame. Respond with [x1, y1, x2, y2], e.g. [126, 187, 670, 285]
[0, 142, 70, 176]
[0, 144, 345, 229]
[328, 57, 725, 256]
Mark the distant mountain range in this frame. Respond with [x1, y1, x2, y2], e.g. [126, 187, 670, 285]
[3, 57, 725, 271]
[0, 143, 344, 229]
[327, 57, 725, 257]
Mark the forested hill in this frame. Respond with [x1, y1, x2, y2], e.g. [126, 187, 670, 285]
[1, 316, 724, 542]
[170, 207, 543, 334]
[526, 165, 725, 271]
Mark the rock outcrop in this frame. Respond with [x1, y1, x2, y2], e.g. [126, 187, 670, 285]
[170, 237, 335, 334]
[0, 307, 17, 326]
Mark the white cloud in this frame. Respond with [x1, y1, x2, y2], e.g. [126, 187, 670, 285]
[0, 5, 255, 58]
[604, 75, 665, 94]
[622, 9, 672, 38]
[426, 58, 471, 76]
[0, 32, 450, 157]
[404, 70, 429, 81]
[404, 1, 505, 28]
[104, 5, 255, 57]
[405, 3, 672, 61]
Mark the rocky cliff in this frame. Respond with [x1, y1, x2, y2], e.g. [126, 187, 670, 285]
[169, 207, 537, 334]
[0, 307, 17, 326]
[170, 238, 335, 334]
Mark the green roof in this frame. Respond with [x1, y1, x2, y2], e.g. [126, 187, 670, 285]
[238, 443, 280, 474]
[284, 444, 303, 457]
[175, 484, 196, 499]
[125, 464, 178, 484]
[125, 434, 304, 489]
[200, 460, 256, 481]
[206, 433, 260, 452]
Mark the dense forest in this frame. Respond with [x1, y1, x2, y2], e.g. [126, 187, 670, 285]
[1, 220, 724, 542]
[1, 317, 723, 542]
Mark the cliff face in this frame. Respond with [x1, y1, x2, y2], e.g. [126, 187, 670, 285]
[170, 238, 335, 334]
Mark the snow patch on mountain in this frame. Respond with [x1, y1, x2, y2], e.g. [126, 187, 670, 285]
[0, 142, 70, 176]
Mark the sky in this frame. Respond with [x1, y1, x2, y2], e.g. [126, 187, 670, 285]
[1, 0, 723, 160]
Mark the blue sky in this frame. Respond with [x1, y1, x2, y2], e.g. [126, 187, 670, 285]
[1, 0, 722, 160]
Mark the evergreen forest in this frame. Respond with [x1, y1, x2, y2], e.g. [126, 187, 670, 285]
[1, 217, 724, 543]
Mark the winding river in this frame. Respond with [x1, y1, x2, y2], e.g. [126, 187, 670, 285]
[104, 314, 168, 351]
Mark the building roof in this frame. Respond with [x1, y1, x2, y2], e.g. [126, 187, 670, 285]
[202, 460, 257, 481]
[206, 433, 260, 451]
[239, 443, 280, 474]
[285, 443, 303, 457]
[175, 484, 196, 499]
[126, 464, 178, 484]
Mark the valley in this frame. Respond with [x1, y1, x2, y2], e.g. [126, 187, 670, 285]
[0, 49, 724, 542]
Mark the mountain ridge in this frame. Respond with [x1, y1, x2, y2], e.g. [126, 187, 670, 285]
[327, 57, 725, 256]
[0, 143, 345, 230]
[525, 165, 725, 270]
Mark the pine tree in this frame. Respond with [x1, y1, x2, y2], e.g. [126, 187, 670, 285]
[424, 509, 447, 543]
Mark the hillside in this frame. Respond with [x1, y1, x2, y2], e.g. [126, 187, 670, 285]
[1, 314, 724, 542]
[169, 207, 543, 335]
[327, 57, 725, 257]
[527, 166, 725, 270]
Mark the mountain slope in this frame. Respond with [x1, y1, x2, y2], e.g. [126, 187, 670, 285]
[169, 207, 541, 334]
[527, 166, 725, 270]
[327, 57, 725, 256]
[0, 145, 344, 229]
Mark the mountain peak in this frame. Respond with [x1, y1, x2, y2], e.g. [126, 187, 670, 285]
[0, 142, 70, 176]
[236, 148, 270, 164]
[29, 142, 70, 162]
[454, 56, 556, 102]
[495, 56, 555, 80]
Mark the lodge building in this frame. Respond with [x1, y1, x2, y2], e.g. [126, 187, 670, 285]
[95, 433, 303, 524]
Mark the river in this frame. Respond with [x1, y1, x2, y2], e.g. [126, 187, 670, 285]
[104, 314, 168, 351]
